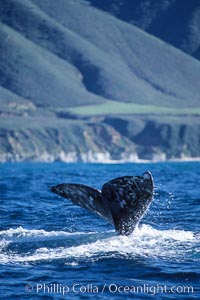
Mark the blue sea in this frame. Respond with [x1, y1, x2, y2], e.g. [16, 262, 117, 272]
[0, 162, 200, 299]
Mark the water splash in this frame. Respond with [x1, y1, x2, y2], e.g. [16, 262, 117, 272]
[0, 225, 199, 265]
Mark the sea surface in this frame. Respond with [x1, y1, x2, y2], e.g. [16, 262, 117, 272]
[0, 162, 200, 299]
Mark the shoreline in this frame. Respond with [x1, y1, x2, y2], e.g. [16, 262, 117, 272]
[1, 156, 200, 164]
[1, 150, 200, 164]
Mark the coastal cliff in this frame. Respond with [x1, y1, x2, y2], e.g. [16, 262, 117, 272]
[1, 112, 199, 162]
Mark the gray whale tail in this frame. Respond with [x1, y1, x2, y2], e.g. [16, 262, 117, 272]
[49, 171, 154, 235]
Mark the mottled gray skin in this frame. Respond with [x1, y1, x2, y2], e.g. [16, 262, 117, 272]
[50, 171, 154, 235]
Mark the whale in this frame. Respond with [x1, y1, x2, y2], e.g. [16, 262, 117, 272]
[49, 171, 154, 235]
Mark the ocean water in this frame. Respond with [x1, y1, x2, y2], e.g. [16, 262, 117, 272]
[0, 162, 199, 299]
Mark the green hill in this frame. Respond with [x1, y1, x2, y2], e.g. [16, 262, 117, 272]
[0, 0, 200, 162]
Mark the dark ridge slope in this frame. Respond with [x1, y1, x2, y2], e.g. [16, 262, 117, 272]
[88, 0, 200, 60]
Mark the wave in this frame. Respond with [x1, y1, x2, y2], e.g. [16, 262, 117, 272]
[0, 226, 95, 241]
[0, 225, 199, 265]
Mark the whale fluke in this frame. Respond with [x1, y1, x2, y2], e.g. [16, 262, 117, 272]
[49, 171, 154, 235]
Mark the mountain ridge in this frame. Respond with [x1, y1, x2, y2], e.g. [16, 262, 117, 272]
[1, 0, 200, 108]
[0, 0, 200, 162]
[88, 0, 200, 60]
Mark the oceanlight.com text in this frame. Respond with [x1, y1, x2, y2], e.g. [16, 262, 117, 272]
[25, 282, 194, 296]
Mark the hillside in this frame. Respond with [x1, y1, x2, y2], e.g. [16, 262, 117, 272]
[0, 0, 200, 162]
[1, 0, 200, 108]
[88, 0, 200, 60]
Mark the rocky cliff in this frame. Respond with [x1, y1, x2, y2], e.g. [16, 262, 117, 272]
[1, 110, 199, 162]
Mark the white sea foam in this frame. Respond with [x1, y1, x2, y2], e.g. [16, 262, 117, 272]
[0, 226, 98, 247]
[0, 226, 90, 239]
[0, 225, 199, 265]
